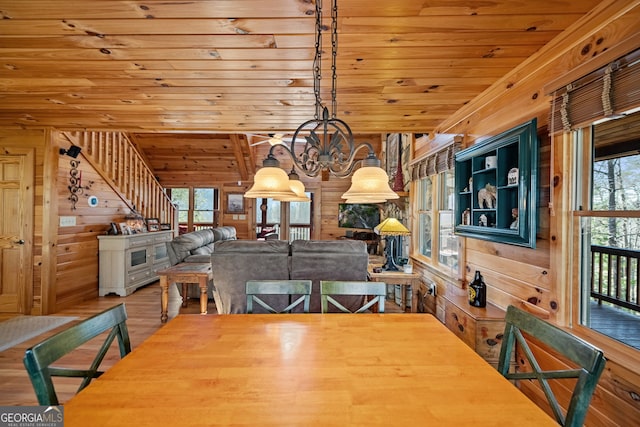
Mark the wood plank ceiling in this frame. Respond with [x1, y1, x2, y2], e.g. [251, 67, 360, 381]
[0, 0, 603, 184]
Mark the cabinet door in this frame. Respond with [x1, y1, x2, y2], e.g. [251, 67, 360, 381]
[454, 118, 538, 248]
[127, 247, 151, 272]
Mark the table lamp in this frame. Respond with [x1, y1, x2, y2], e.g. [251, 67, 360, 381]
[374, 218, 410, 271]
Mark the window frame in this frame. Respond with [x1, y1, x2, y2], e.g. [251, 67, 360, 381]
[413, 168, 459, 276]
[565, 124, 640, 365]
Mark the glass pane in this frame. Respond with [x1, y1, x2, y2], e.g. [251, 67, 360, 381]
[129, 249, 147, 268]
[420, 212, 432, 257]
[440, 170, 455, 210]
[290, 196, 311, 224]
[421, 177, 433, 210]
[194, 188, 214, 210]
[255, 198, 281, 224]
[178, 211, 188, 222]
[194, 210, 213, 222]
[438, 210, 458, 270]
[171, 188, 189, 210]
[580, 216, 640, 350]
[592, 154, 640, 211]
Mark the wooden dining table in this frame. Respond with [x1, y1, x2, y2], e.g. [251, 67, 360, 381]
[64, 313, 555, 426]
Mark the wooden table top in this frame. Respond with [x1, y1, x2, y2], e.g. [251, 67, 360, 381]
[64, 314, 555, 426]
[157, 262, 211, 275]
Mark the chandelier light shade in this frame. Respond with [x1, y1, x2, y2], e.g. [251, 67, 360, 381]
[244, 156, 298, 200]
[341, 157, 400, 201]
[278, 170, 311, 202]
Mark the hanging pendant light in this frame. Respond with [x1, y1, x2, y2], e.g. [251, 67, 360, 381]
[341, 155, 399, 201]
[244, 155, 297, 200]
[245, 0, 397, 203]
[278, 170, 310, 202]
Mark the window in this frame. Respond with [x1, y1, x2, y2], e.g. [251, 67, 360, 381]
[575, 110, 640, 350]
[417, 176, 432, 257]
[256, 195, 312, 241]
[170, 188, 189, 223]
[438, 170, 458, 270]
[169, 187, 219, 232]
[415, 168, 458, 273]
[194, 188, 215, 223]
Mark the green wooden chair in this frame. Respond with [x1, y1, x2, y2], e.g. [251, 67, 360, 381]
[320, 281, 386, 313]
[497, 305, 606, 427]
[246, 280, 312, 313]
[23, 303, 131, 405]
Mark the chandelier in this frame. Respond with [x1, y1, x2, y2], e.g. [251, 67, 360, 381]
[245, 0, 398, 203]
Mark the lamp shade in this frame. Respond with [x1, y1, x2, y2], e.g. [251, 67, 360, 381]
[278, 171, 310, 202]
[244, 166, 297, 199]
[341, 166, 399, 201]
[374, 218, 410, 236]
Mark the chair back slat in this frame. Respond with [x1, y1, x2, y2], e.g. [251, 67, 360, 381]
[246, 280, 312, 313]
[497, 305, 606, 427]
[320, 281, 386, 313]
[23, 303, 131, 405]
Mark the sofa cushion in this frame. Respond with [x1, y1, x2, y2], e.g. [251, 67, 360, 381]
[290, 239, 368, 312]
[191, 246, 212, 256]
[211, 240, 290, 314]
[166, 228, 215, 265]
[213, 226, 237, 241]
[183, 254, 212, 263]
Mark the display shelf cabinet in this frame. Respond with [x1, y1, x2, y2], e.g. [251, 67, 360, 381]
[454, 118, 538, 248]
[98, 230, 173, 296]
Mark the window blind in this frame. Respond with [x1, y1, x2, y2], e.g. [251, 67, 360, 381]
[550, 48, 640, 134]
[410, 139, 461, 181]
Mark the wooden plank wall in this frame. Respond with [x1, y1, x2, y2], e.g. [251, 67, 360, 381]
[54, 133, 131, 310]
[412, 2, 640, 425]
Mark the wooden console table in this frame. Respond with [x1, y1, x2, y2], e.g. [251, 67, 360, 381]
[157, 263, 212, 322]
[369, 270, 421, 312]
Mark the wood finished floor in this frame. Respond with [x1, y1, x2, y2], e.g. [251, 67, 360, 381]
[0, 283, 202, 406]
[0, 281, 404, 406]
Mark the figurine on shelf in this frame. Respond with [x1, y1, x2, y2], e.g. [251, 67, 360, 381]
[479, 214, 488, 227]
[463, 177, 472, 192]
[510, 208, 519, 230]
[508, 168, 519, 186]
[462, 208, 471, 226]
[477, 183, 496, 209]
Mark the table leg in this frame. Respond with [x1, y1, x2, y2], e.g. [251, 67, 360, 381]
[199, 277, 208, 315]
[181, 283, 188, 308]
[401, 285, 407, 313]
[410, 281, 418, 313]
[159, 276, 169, 323]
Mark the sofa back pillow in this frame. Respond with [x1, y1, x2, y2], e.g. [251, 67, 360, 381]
[290, 240, 369, 312]
[211, 240, 290, 314]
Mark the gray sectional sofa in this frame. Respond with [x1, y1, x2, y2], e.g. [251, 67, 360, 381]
[211, 239, 369, 314]
[166, 226, 237, 265]
[165, 226, 236, 298]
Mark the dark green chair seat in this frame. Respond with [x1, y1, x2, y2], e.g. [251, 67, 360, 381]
[320, 281, 386, 313]
[246, 280, 312, 313]
[23, 303, 131, 405]
[497, 305, 606, 427]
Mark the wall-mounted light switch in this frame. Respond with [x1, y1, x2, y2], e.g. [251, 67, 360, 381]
[59, 216, 76, 227]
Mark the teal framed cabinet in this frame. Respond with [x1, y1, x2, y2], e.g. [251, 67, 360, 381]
[454, 118, 538, 248]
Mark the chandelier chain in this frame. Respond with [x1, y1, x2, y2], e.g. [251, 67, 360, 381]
[313, 0, 323, 120]
[331, 0, 338, 118]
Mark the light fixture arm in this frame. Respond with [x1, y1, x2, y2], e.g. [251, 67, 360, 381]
[267, 112, 379, 178]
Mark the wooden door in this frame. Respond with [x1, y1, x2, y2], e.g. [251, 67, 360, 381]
[0, 148, 34, 313]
